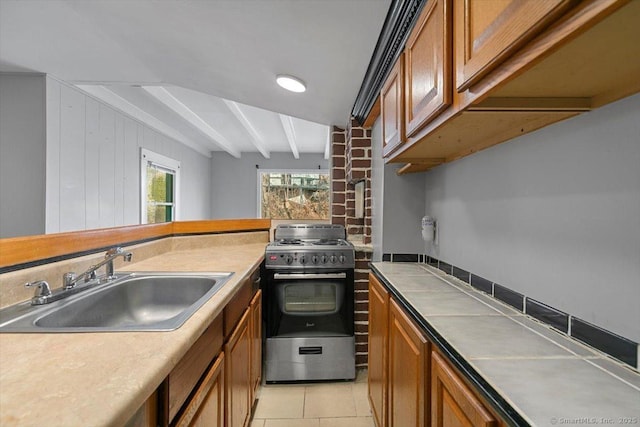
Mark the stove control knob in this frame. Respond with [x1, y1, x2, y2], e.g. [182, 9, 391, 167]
[329, 255, 337, 264]
[320, 255, 328, 264]
[311, 255, 319, 264]
[299, 255, 307, 265]
[285, 255, 293, 265]
[339, 255, 346, 264]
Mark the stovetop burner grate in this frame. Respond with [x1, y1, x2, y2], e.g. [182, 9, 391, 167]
[311, 239, 341, 246]
[277, 238, 304, 245]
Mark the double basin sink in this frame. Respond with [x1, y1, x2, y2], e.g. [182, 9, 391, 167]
[0, 272, 233, 332]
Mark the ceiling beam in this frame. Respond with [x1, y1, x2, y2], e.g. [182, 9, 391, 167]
[223, 100, 270, 159]
[77, 85, 212, 158]
[279, 114, 300, 159]
[142, 86, 241, 158]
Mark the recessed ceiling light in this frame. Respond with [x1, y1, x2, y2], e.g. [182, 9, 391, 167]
[276, 75, 306, 93]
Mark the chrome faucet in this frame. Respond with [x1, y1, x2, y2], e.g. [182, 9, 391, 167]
[25, 247, 133, 305]
[63, 247, 133, 289]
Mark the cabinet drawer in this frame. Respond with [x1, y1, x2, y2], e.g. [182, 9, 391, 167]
[168, 315, 223, 422]
[224, 269, 259, 338]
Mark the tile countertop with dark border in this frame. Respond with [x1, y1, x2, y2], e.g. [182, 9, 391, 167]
[370, 262, 640, 427]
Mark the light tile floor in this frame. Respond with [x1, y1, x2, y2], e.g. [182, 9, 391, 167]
[250, 369, 374, 427]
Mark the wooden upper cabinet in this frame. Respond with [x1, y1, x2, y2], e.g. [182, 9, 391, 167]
[455, 0, 576, 92]
[404, 0, 452, 138]
[432, 351, 498, 427]
[381, 54, 405, 157]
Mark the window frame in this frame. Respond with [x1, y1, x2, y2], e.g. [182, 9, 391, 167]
[256, 168, 331, 219]
[140, 148, 181, 224]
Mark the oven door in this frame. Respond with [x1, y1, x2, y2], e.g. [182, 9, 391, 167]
[274, 272, 345, 316]
[265, 271, 354, 338]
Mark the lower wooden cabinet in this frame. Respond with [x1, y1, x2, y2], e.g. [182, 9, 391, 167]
[368, 274, 429, 427]
[368, 273, 389, 427]
[173, 352, 225, 427]
[388, 299, 429, 427]
[432, 351, 498, 427]
[225, 309, 252, 427]
[155, 266, 262, 427]
[250, 289, 262, 402]
[368, 273, 502, 427]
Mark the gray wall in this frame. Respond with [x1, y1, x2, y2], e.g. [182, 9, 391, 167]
[0, 74, 212, 237]
[0, 74, 47, 238]
[423, 93, 640, 342]
[210, 152, 329, 218]
[370, 117, 426, 261]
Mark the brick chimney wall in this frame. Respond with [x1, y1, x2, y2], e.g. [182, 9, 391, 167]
[331, 119, 373, 368]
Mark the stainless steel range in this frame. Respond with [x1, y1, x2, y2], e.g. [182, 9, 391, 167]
[264, 224, 355, 382]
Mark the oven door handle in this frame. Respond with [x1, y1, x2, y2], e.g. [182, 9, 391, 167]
[273, 272, 347, 280]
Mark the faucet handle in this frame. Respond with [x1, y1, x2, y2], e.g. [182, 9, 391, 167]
[25, 280, 52, 297]
[106, 247, 124, 257]
[63, 272, 77, 289]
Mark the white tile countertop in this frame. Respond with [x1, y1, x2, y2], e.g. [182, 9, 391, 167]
[370, 262, 640, 427]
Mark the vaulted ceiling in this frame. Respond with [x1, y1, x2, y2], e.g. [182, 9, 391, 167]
[0, 0, 392, 158]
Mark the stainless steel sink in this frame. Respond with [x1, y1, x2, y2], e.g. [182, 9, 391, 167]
[0, 272, 233, 332]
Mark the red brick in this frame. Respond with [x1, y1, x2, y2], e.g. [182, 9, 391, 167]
[332, 205, 346, 215]
[332, 144, 345, 156]
[332, 181, 345, 191]
[351, 138, 371, 148]
[351, 128, 364, 138]
[355, 323, 368, 333]
[355, 301, 369, 312]
[350, 170, 366, 180]
[356, 354, 368, 366]
[331, 216, 345, 226]
[332, 168, 345, 180]
[351, 148, 366, 158]
[347, 217, 364, 225]
[332, 157, 345, 167]
[355, 312, 368, 322]
[332, 193, 345, 204]
[352, 159, 370, 168]
[355, 260, 370, 270]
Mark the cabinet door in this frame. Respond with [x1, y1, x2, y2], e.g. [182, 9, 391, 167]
[169, 316, 224, 422]
[388, 299, 429, 427]
[250, 289, 262, 401]
[225, 310, 251, 427]
[173, 352, 225, 427]
[381, 55, 405, 157]
[368, 274, 389, 427]
[455, 0, 576, 91]
[124, 390, 158, 427]
[404, 0, 452, 137]
[432, 351, 498, 427]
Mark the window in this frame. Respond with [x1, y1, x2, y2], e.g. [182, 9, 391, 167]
[258, 170, 330, 219]
[141, 148, 180, 224]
